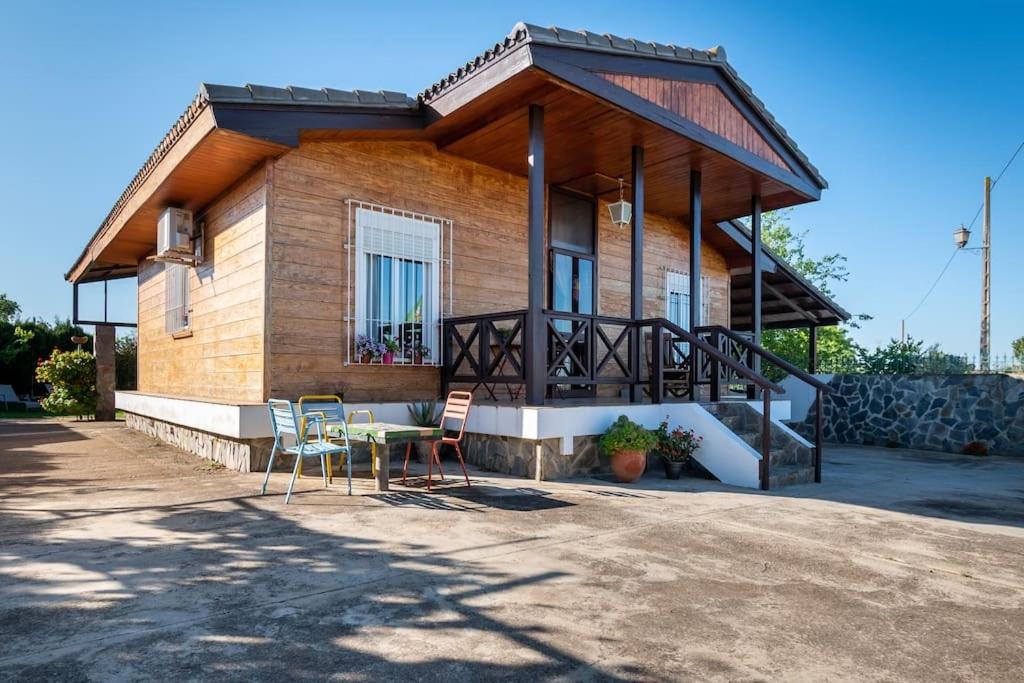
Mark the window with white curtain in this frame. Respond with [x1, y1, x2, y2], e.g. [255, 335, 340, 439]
[665, 271, 711, 329]
[351, 204, 448, 365]
[164, 263, 190, 334]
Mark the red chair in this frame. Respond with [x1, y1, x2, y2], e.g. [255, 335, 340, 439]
[403, 391, 472, 490]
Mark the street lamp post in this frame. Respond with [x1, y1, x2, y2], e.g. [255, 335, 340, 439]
[953, 176, 992, 372]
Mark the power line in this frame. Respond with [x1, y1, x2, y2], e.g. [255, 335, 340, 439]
[901, 137, 1024, 324]
[964, 138, 1024, 230]
[903, 247, 959, 322]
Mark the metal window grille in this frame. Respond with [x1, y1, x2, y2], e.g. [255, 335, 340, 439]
[346, 200, 452, 366]
[164, 262, 190, 334]
[665, 270, 710, 329]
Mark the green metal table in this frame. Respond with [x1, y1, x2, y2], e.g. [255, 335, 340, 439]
[329, 422, 443, 491]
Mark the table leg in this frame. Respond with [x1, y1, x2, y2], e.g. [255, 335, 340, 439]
[375, 440, 389, 492]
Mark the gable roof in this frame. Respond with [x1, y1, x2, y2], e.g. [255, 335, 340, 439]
[420, 22, 825, 189]
[69, 22, 829, 286]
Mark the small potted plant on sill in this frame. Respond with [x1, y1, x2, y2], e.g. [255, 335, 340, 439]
[382, 336, 401, 365]
[355, 335, 384, 364]
[407, 342, 431, 365]
[599, 415, 658, 483]
[653, 417, 703, 480]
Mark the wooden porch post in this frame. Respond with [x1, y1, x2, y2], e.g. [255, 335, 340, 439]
[629, 145, 644, 403]
[525, 104, 546, 407]
[689, 170, 702, 400]
[808, 324, 818, 374]
[750, 195, 763, 379]
[689, 170, 702, 332]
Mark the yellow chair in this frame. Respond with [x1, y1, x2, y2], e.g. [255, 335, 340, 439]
[296, 395, 350, 482]
[347, 409, 378, 478]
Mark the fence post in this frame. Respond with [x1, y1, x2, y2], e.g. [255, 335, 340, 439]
[710, 329, 721, 402]
[761, 391, 771, 490]
[814, 387, 823, 483]
[650, 322, 663, 403]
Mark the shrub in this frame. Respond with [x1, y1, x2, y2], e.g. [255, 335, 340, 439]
[599, 415, 657, 457]
[36, 349, 97, 417]
[653, 418, 703, 462]
[963, 441, 989, 457]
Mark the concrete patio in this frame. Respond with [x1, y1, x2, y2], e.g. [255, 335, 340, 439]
[1, 419, 1022, 681]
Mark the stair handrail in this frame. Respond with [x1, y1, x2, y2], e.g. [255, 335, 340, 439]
[639, 318, 784, 395]
[698, 324, 828, 486]
[698, 325, 833, 394]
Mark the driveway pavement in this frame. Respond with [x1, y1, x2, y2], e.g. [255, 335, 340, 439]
[1, 419, 1022, 681]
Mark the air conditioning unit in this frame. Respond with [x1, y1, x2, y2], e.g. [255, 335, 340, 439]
[156, 207, 202, 264]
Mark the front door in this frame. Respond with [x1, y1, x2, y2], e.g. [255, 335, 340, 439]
[548, 189, 596, 398]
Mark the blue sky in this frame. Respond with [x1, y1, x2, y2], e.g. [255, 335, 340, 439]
[1, 0, 1021, 358]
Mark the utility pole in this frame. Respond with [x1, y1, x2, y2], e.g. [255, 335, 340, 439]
[980, 176, 992, 371]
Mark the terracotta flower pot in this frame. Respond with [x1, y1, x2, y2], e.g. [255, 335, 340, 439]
[611, 449, 646, 483]
[360, 352, 373, 364]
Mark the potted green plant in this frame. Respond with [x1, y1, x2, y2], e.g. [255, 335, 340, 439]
[653, 417, 703, 480]
[406, 341, 431, 365]
[382, 336, 401, 365]
[599, 415, 657, 483]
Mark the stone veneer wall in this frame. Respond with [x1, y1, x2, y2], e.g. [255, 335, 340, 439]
[461, 433, 605, 480]
[803, 374, 1024, 456]
[126, 412, 400, 474]
[125, 412, 274, 472]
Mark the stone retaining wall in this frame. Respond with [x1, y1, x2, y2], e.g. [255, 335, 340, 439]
[125, 412, 378, 472]
[461, 433, 604, 480]
[802, 374, 1024, 456]
[125, 412, 274, 472]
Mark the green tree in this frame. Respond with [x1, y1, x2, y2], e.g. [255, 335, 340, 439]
[856, 337, 924, 374]
[1013, 336, 1024, 366]
[0, 293, 20, 323]
[0, 317, 89, 394]
[756, 210, 866, 379]
[115, 334, 138, 390]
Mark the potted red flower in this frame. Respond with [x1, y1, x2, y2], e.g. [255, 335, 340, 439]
[653, 417, 703, 479]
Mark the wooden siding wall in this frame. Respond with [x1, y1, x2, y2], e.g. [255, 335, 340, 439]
[267, 140, 730, 402]
[595, 72, 790, 172]
[596, 202, 730, 325]
[137, 165, 268, 401]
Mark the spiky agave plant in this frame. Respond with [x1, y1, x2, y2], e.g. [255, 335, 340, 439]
[406, 400, 442, 464]
[407, 400, 441, 427]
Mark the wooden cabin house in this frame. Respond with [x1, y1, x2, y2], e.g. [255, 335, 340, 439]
[67, 23, 848, 489]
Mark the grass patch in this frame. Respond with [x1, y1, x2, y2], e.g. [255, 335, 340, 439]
[0, 409, 127, 421]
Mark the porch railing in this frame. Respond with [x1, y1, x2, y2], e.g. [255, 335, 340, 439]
[441, 311, 829, 489]
[693, 325, 833, 484]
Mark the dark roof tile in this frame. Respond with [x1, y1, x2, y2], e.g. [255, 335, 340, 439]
[287, 86, 328, 102]
[246, 84, 291, 101]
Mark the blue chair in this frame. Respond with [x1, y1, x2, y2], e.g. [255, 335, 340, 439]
[297, 395, 353, 485]
[262, 399, 351, 503]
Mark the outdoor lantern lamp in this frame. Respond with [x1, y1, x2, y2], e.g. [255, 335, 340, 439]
[608, 177, 632, 228]
[953, 224, 971, 249]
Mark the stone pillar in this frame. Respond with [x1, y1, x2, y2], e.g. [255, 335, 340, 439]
[94, 324, 116, 421]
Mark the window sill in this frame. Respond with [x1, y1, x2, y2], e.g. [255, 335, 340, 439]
[171, 330, 193, 340]
[348, 361, 438, 368]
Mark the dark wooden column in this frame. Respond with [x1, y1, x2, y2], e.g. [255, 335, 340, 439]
[689, 170, 702, 333]
[808, 324, 818, 374]
[94, 324, 116, 421]
[629, 145, 644, 403]
[525, 104, 546, 406]
[750, 195, 763, 368]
